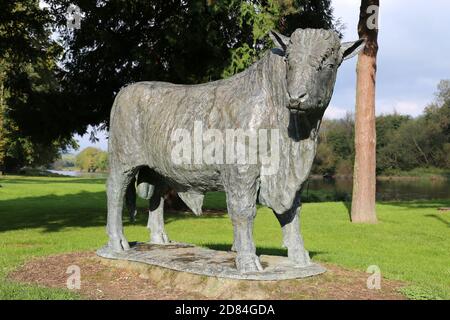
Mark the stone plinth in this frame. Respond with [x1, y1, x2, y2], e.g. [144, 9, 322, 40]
[97, 242, 325, 281]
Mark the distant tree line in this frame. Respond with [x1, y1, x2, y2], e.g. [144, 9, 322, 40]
[74, 147, 108, 172]
[314, 80, 450, 176]
[52, 153, 76, 170]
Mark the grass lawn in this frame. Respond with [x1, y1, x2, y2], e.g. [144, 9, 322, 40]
[0, 175, 449, 300]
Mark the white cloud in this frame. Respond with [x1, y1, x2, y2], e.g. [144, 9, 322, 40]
[332, 0, 360, 41]
[330, 0, 449, 119]
[325, 99, 428, 120]
[377, 99, 428, 117]
[72, 126, 109, 153]
[324, 105, 352, 119]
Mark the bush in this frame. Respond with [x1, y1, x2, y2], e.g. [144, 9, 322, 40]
[75, 147, 108, 172]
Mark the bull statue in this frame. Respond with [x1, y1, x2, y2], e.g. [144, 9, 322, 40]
[103, 29, 364, 273]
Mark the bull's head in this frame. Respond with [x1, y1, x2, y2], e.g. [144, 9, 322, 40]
[270, 29, 365, 112]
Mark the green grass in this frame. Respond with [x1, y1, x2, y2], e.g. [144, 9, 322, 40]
[0, 175, 449, 300]
[382, 167, 450, 180]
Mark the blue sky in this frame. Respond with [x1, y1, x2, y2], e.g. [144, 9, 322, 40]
[328, 0, 450, 118]
[73, 0, 450, 152]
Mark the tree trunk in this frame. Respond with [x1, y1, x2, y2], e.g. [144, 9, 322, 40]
[351, 0, 379, 223]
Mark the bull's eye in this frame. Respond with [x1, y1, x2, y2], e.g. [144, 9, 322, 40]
[325, 63, 335, 69]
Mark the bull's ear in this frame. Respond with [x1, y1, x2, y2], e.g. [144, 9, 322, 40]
[340, 39, 366, 61]
[269, 30, 289, 52]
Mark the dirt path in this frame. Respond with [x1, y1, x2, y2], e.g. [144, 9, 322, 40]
[9, 252, 406, 300]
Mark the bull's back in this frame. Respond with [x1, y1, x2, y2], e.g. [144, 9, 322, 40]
[109, 76, 270, 190]
[109, 81, 222, 173]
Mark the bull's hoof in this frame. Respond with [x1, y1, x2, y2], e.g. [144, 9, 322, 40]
[150, 232, 170, 245]
[288, 249, 311, 267]
[236, 253, 263, 273]
[97, 235, 130, 258]
[109, 235, 130, 251]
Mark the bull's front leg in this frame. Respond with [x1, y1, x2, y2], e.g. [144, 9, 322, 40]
[105, 167, 135, 252]
[223, 169, 262, 273]
[274, 204, 311, 267]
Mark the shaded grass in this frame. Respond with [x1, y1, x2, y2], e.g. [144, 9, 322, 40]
[0, 175, 449, 299]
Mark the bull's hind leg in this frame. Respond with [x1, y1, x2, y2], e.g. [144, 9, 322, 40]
[147, 188, 170, 244]
[125, 176, 137, 222]
[223, 169, 262, 273]
[274, 204, 311, 267]
[106, 168, 136, 252]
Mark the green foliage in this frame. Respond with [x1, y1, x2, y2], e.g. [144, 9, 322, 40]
[1, 0, 337, 172]
[223, 0, 338, 77]
[1, 176, 449, 299]
[0, 281, 80, 300]
[95, 152, 108, 172]
[75, 147, 108, 172]
[375, 114, 411, 172]
[222, 0, 280, 77]
[52, 153, 76, 170]
[0, 1, 77, 172]
[42, 0, 336, 133]
[378, 99, 450, 173]
[314, 141, 337, 175]
[314, 114, 354, 175]
[222, 43, 258, 78]
[399, 286, 443, 301]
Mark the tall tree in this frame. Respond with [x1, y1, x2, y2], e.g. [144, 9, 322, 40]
[40, 0, 337, 136]
[0, 0, 76, 173]
[351, 0, 379, 223]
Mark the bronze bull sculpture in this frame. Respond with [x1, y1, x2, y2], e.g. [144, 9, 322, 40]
[102, 29, 364, 273]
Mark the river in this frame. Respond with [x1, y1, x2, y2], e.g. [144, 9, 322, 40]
[305, 177, 450, 202]
[48, 170, 450, 202]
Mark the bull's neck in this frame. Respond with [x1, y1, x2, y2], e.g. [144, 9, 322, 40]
[259, 50, 323, 142]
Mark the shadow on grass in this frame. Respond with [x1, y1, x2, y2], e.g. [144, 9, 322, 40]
[1, 177, 107, 185]
[0, 191, 108, 232]
[0, 190, 228, 233]
[204, 243, 323, 258]
[425, 214, 450, 227]
[340, 199, 450, 221]
[343, 200, 352, 219]
[379, 199, 450, 209]
[2, 178, 449, 234]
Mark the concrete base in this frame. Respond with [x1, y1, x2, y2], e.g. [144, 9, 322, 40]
[97, 242, 326, 281]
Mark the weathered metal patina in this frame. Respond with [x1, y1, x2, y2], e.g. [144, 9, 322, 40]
[99, 29, 364, 274]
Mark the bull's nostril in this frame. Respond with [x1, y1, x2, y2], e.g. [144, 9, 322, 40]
[289, 92, 308, 105]
[299, 93, 309, 103]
